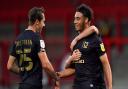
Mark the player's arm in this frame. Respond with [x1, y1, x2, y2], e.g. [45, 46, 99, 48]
[76, 25, 99, 40]
[100, 53, 112, 89]
[38, 51, 59, 81]
[7, 55, 20, 74]
[35, 38, 59, 81]
[65, 49, 81, 69]
[56, 56, 76, 78]
[70, 26, 99, 50]
[56, 49, 81, 78]
[57, 68, 75, 78]
[57, 56, 76, 78]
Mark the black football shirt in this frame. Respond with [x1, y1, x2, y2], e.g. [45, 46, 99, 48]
[10, 30, 45, 87]
[72, 33, 106, 87]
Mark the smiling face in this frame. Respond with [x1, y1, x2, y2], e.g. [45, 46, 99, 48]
[74, 11, 89, 32]
[28, 7, 45, 33]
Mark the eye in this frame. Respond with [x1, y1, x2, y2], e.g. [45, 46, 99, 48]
[75, 17, 80, 21]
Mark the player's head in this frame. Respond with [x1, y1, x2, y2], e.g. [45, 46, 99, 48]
[74, 4, 93, 32]
[28, 7, 45, 32]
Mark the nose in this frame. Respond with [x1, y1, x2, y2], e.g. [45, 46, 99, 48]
[42, 23, 45, 28]
[74, 18, 77, 25]
[74, 19, 76, 24]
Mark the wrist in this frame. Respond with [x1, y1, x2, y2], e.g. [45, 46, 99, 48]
[55, 75, 60, 81]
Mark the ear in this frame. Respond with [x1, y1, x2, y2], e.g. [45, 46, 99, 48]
[85, 18, 88, 23]
[35, 19, 39, 25]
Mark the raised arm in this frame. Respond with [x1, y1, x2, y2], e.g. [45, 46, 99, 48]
[70, 25, 99, 50]
[76, 26, 99, 40]
[100, 53, 112, 89]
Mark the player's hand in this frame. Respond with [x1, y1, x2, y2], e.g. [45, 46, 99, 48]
[54, 80, 60, 89]
[71, 49, 81, 61]
[70, 38, 78, 51]
[56, 72, 61, 78]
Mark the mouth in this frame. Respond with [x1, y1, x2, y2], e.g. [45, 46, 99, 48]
[75, 25, 79, 29]
[42, 26, 46, 30]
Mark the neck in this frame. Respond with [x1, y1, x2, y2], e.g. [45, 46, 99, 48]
[85, 22, 90, 29]
[78, 24, 90, 34]
[26, 25, 36, 32]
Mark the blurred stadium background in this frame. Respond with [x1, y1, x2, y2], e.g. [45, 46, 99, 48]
[0, 0, 128, 89]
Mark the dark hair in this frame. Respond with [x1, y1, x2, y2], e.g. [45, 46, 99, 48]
[28, 7, 44, 25]
[76, 4, 93, 21]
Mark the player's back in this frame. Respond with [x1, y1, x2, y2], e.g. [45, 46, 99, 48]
[14, 30, 43, 87]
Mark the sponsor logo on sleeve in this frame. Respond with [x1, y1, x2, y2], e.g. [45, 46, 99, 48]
[100, 43, 105, 52]
[40, 40, 45, 49]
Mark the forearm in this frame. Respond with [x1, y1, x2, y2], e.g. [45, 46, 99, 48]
[38, 52, 59, 81]
[75, 26, 99, 41]
[103, 63, 112, 89]
[57, 68, 75, 78]
[75, 30, 93, 41]
[100, 54, 112, 89]
[65, 56, 73, 69]
[44, 62, 59, 81]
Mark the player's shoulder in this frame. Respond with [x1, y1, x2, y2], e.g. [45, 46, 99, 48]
[33, 33, 41, 40]
[15, 32, 25, 40]
[88, 33, 102, 43]
[93, 34, 103, 45]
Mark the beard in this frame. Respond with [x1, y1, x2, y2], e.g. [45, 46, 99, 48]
[77, 22, 85, 33]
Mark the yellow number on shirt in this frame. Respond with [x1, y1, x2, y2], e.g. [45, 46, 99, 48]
[19, 54, 33, 71]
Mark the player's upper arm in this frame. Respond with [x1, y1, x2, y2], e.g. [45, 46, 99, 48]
[36, 39, 49, 68]
[7, 55, 16, 70]
[93, 35, 106, 57]
[34, 34, 50, 68]
[38, 51, 50, 68]
[100, 53, 109, 64]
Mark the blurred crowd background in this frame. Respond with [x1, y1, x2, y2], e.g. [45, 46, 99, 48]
[0, 0, 128, 89]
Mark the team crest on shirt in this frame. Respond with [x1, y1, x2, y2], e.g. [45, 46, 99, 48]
[82, 41, 89, 48]
[100, 43, 105, 52]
